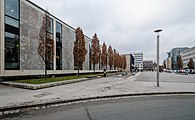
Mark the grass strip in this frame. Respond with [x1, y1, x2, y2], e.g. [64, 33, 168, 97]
[15, 74, 104, 84]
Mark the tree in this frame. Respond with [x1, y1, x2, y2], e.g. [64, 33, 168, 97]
[118, 55, 123, 70]
[122, 55, 127, 70]
[38, 12, 54, 78]
[101, 42, 107, 69]
[116, 52, 120, 70]
[99, 47, 102, 70]
[177, 55, 183, 70]
[113, 49, 118, 70]
[108, 46, 113, 70]
[91, 33, 100, 73]
[188, 58, 194, 69]
[73, 27, 87, 76]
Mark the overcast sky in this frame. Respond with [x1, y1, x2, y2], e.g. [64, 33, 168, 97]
[30, 0, 195, 64]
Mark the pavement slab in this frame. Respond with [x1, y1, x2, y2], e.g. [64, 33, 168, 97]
[0, 71, 195, 115]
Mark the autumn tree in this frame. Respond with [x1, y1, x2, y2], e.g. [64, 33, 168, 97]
[188, 58, 194, 69]
[113, 49, 118, 70]
[91, 33, 100, 73]
[99, 47, 102, 70]
[122, 55, 127, 70]
[116, 52, 120, 70]
[108, 46, 113, 70]
[119, 55, 123, 70]
[177, 55, 183, 70]
[101, 42, 107, 69]
[73, 27, 87, 76]
[38, 12, 54, 78]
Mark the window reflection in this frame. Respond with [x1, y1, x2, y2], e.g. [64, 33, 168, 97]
[4, 0, 20, 70]
[46, 17, 53, 34]
[5, 32, 20, 69]
[56, 22, 62, 70]
[5, 16, 19, 28]
[5, 0, 19, 19]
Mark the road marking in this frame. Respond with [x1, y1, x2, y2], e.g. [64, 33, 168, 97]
[84, 107, 93, 120]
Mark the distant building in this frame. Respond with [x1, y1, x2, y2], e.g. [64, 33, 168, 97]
[143, 61, 153, 71]
[132, 53, 143, 71]
[130, 54, 134, 72]
[166, 47, 189, 70]
[167, 57, 172, 70]
[181, 46, 195, 69]
[123, 54, 134, 72]
[163, 56, 172, 70]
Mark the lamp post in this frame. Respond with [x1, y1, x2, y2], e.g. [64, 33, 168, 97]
[154, 29, 162, 87]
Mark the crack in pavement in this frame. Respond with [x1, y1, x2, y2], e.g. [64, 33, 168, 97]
[84, 107, 93, 120]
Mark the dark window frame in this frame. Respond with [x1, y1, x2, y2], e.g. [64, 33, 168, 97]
[4, 0, 20, 70]
[56, 21, 62, 70]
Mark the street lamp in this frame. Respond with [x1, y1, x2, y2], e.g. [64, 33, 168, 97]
[154, 29, 162, 87]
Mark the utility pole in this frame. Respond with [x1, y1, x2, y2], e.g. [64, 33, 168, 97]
[154, 29, 162, 87]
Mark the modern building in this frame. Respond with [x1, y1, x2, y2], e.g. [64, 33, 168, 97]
[123, 54, 134, 72]
[132, 53, 143, 71]
[181, 46, 195, 69]
[165, 57, 172, 70]
[166, 47, 189, 70]
[130, 54, 134, 72]
[0, 0, 103, 78]
[143, 61, 153, 71]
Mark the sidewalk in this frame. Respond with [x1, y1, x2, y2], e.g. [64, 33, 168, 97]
[1, 72, 195, 115]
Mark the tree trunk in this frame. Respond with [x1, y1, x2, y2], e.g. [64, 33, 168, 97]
[77, 66, 80, 77]
[45, 62, 47, 79]
[93, 64, 95, 74]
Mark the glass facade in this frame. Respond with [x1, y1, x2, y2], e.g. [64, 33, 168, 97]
[47, 17, 53, 34]
[5, 0, 19, 19]
[56, 22, 62, 70]
[89, 45, 92, 70]
[4, 0, 20, 70]
[46, 16, 54, 70]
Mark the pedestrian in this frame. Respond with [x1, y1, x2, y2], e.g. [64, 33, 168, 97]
[104, 68, 106, 77]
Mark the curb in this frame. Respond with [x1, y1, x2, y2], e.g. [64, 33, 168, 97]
[1, 92, 195, 116]
[1, 78, 90, 90]
[1, 72, 128, 90]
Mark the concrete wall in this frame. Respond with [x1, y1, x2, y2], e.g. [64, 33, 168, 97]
[124, 54, 130, 71]
[20, 0, 45, 70]
[83, 36, 90, 70]
[62, 25, 74, 70]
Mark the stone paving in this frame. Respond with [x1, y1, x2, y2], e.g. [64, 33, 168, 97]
[0, 71, 195, 111]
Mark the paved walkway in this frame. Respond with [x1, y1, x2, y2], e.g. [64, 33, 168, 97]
[0, 72, 195, 111]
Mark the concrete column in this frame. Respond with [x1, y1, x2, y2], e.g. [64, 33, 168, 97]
[0, 0, 5, 77]
[53, 19, 56, 72]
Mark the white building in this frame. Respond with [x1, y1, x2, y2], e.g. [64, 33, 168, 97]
[181, 46, 195, 69]
[132, 53, 143, 71]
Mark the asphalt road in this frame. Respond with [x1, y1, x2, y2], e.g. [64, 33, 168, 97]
[136, 72, 195, 83]
[2, 95, 195, 120]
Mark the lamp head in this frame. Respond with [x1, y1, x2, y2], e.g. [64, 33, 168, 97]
[154, 29, 162, 33]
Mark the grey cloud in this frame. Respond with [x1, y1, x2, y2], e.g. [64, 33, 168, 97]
[31, 0, 195, 64]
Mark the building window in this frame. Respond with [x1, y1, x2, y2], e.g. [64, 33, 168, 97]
[89, 45, 92, 70]
[45, 17, 54, 70]
[56, 22, 62, 70]
[5, 0, 19, 19]
[4, 0, 20, 70]
[46, 17, 53, 34]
